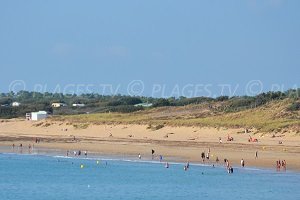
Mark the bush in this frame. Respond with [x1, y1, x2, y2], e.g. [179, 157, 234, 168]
[153, 98, 171, 107]
[216, 96, 229, 102]
[108, 105, 144, 113]
[287, 102, 300, 111]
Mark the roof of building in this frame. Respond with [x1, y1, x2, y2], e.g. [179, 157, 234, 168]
[31, 111, 47, 114]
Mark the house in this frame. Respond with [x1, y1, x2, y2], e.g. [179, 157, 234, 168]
[52, 103, 67, 108]
[134, 103, 153, 107]
[26, 111, 48, 121]
[72, 103, 85, 107]
[12, 102, 21, 107]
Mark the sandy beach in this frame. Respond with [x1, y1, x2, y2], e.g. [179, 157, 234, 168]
[0, 119, 299, 171]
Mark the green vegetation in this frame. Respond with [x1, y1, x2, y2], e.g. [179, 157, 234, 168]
[73, 123, 89, 129]
[287, 102, 300, 111]
[0, 89, 299, 133]
[52, 99, 300, 133]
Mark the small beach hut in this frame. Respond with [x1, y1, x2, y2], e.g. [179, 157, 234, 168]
[30, 111, 48, 121]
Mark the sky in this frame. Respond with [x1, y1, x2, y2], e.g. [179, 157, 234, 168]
[0, 0, 299, 97]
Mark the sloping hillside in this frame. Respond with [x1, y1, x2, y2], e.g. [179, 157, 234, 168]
[52, 99, 300, 133]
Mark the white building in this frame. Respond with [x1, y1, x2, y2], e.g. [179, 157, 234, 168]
[30, 111, 48, 121]
[12, 102, 21, 107]
[134, 103, 153, 107]
[72, 103, 85, 107]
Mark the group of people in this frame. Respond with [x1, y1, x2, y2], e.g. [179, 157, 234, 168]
[276, 160, 287, 171]
[67, 150, 88, 158]
[12, 143, 34, 153]
[224, 158, 234, 173]
[141, 150, 164, 162]
[201, 148, 211, 162]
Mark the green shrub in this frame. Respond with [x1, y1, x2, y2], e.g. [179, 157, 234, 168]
[287, 102, 300, 111]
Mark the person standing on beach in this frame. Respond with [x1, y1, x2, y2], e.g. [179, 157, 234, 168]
[207, 148, 210, 160]
[277, 160, 281, 171]
[28, 144, 32, 153]
[201, 152, 205, 162]
[19, 143, 23, 153]
[206, 152, 210, 160]
[282, 160, 286, 171]
[216, 156, 219, 164]
[138, 153, 141, 159]
[255, 151, 258, 159]
[151, 149, 155, 160]
[241, 159, 245, 167]
[224, 159, 229, 169]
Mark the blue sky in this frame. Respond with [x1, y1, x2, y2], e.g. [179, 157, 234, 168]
[0, 0, 299, 97]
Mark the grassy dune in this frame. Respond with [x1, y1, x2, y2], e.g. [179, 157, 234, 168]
[52, 100, 300, 133]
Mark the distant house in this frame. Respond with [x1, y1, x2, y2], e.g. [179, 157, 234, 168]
[26, 111, 48, 121]
[72, 103, 85, 107]
[52, 103, 67, 108]
[12, 102, 21, 107]
[134, 103, 153, 107]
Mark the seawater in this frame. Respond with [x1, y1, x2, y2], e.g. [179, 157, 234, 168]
[0, 153, 300, 200]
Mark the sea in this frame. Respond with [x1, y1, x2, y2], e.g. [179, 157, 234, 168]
[0, 153, 300, 200]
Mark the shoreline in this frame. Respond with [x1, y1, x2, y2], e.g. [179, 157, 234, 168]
[0, 145, 297, 174]
[1, 119, 300, 172]
[1, 136, 299, 172]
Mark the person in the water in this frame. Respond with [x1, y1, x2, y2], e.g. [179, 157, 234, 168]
[165, 162, 169, 168]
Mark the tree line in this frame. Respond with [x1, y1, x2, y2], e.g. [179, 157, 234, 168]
[0, 89, 299, 118]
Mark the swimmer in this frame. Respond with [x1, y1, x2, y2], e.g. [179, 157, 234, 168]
[165, 162, 169, 168]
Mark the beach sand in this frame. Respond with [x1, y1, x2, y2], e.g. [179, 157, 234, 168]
[0, 119, 299, 171]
